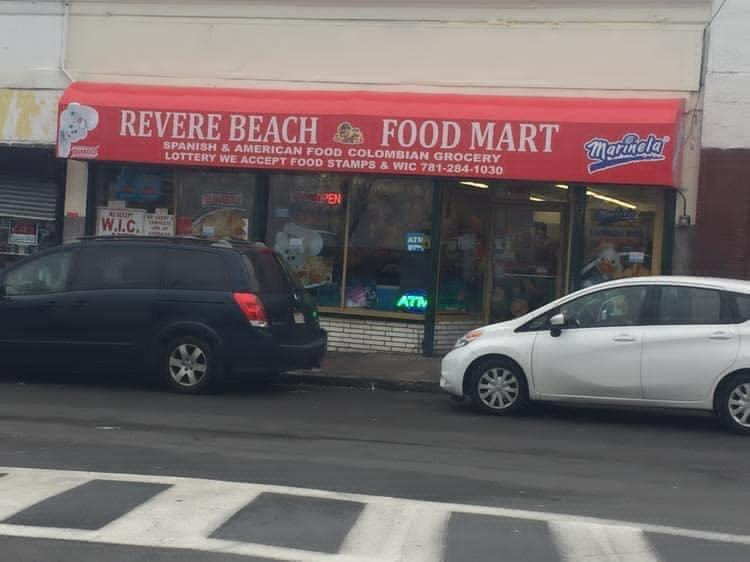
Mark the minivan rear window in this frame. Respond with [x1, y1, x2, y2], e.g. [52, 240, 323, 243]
[245, 251, 292, 293]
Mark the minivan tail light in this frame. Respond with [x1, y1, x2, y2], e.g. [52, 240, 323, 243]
[233, 292, 268, 328]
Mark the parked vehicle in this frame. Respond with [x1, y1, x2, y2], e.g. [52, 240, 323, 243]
[0, 237, 326, 392]
[441, 276, 750, 434]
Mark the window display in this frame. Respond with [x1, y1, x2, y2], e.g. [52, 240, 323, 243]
[580, 186, 662, 288]
[266, 173, 346, 307]
[175, 170, 255, 240]
[345, 178, 433, 312]
[94, 165, 175, 237]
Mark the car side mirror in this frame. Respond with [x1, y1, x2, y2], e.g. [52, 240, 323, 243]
[550, 313, 565, 337]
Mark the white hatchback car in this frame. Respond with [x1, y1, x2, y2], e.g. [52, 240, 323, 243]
[441, 276, 750, 434]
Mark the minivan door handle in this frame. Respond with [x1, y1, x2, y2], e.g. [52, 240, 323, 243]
[709, 331, 733, 340]
[612, 334, 636, 343]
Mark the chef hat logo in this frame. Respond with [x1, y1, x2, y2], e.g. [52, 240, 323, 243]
[58, 103, 99, 157]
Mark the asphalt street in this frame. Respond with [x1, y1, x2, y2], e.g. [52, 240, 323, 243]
[0, 372, 748, 561]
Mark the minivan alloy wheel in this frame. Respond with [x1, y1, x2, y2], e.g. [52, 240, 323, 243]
[728, 383, 750, 428]
[477, 368, 520, 410]
[169, 343, 208, 387]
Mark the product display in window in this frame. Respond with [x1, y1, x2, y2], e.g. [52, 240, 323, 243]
[95, 165, 176, 237]
[581, 187, 660, 287]
[176, 171, 255, 240]
[345, 178, 433, 313]
[267, 174, 346, 307]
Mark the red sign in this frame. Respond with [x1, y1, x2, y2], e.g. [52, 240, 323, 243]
[201, 192, 243, 207]
[58, 82, 683, 187]
[9, 221, 38, 246]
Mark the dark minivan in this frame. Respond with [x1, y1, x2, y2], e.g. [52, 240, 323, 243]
[0, 237, 326, 392]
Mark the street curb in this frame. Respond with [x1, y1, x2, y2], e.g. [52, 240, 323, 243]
[279, 372, 441, 393]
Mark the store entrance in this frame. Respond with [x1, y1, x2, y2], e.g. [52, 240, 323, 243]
[488, 203, 567, 324]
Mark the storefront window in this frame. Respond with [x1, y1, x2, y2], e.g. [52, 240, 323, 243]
[488, 182, 568, 323]
[94, 165, 176, 237]
[266, 173, 346, 307]
[175, 170, 255, 240]
[580, 186, 663, 288]
[344, 178, 433, 313]
[439, 183, 489, 316]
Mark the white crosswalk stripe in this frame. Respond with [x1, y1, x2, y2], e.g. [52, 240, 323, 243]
[100, 480, 263, 546]
[0, 466, 748, 562]
[0, 471, 83, 521]
[550, 521, 663, 562]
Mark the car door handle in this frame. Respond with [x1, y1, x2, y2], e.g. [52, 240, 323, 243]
[709, 331, 733, 340]
[71, 300, 88, 309]
[612, 334, 636, 342]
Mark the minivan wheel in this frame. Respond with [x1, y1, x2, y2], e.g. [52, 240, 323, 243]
[162, 336, 216, 393]
[718, 374, 750, 435]
[468, 358, 528, 415]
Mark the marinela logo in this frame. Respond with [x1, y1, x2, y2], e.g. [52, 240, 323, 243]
[584, 133, 669, 173]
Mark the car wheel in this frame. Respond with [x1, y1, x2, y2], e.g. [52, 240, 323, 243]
[468, 358, 529, 415]
[162, 336, 217, 393]
[718, 374, 750, 435]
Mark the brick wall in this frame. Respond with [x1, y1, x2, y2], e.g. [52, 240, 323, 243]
[434, 320, 481, 354]
[320, 316, 482, 354]
[694, 148, 750, 278]
[320, 316, 423, 353]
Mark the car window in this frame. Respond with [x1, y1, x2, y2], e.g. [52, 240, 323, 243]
[4, 251, 73, 296]
[73, 246, 161, 290]
[656, 286, 723, 325]
[164, 250, 230, 291]
[519, 309, 558, 332]
[560, 286, 648, 329]
[245, 251, 291, 293]
[735, 293, 750, 322]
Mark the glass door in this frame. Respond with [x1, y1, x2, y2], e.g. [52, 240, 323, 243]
[488, 204, 567, 323]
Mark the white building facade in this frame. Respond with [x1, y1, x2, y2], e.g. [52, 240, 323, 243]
[27, 0, 720, 352]
[0, 0, 69, 267]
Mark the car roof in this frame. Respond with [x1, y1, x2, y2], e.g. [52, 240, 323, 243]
[77, 236, 269, 253]
[585, 275, 750, 294]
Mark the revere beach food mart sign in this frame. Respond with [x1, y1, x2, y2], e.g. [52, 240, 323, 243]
[57, 83, 684, 187]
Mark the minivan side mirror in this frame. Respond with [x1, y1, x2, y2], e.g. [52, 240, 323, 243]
[550, 313, 566, 337]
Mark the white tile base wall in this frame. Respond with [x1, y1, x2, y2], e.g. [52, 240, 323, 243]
[320, 317, 423, 353]
[434, 320, 482, 354]
[320, 316, 482, 354]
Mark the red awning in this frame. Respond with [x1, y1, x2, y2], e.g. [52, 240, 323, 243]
[58, 82, 684, 186]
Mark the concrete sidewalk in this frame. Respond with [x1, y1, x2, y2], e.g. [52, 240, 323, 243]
[283, 352, 442, 392]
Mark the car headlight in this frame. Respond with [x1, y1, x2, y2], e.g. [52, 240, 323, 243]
[454, 329, 483, 348]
